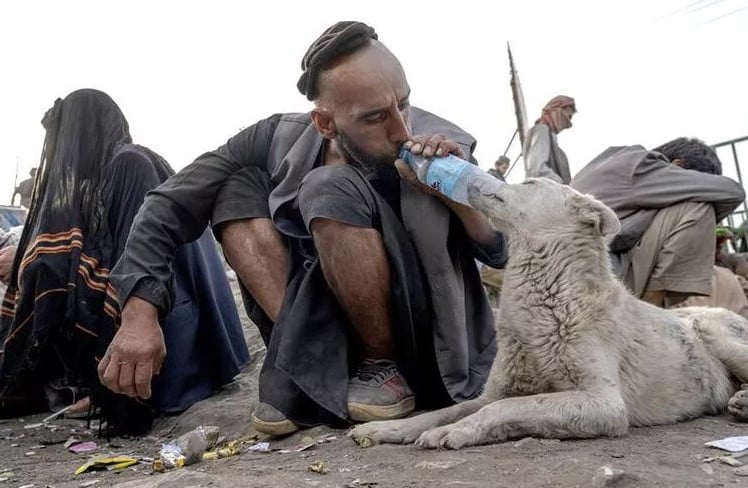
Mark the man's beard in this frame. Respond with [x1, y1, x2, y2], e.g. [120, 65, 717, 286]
[337, 131, 399, 180]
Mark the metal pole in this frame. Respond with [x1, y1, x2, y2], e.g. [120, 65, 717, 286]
[730, 142, 748, 227]
[505, 153, 523, 178]
[503, 129, 518, 157]
[11, 156, 19, 205]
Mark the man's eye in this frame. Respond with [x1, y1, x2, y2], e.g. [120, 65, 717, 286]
[365, 113, 385, 123]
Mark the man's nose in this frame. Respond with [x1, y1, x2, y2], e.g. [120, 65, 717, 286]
[389, 110, 411, 144]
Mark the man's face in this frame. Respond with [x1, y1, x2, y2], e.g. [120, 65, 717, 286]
[496, 161, 509, 175]
[557, 105, 575, 130]
[315, 43, 412, 173]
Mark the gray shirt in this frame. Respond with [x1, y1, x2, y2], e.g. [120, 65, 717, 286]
[110, 107, 505, 405]
[571, 145, 745, 253]
[523, 123, 571, 184]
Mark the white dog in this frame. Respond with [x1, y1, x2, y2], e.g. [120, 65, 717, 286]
[350, 178, 748, 450]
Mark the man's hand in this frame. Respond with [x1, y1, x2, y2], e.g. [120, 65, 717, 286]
[0, 246, 17, 284]
[397, 135, 498, 246]
[98, 297, 166, 399]
[396, 134, 467, 200]
[403, 134, 465, 159]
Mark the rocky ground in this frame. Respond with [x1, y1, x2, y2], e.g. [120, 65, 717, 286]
[1, 277, 748, 488]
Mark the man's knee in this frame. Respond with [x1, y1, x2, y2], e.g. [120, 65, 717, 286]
[298, 165, 365, 203]
[654, 201, 715, 258]
[220, 218, 251, 246]
[654, 201, 715, 232]
[221, 218, 279, 259]
[298, 165, 378, 230]
[212, 166, 273, 246]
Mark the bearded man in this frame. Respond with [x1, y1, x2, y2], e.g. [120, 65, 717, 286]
[103, 21, 507, 435]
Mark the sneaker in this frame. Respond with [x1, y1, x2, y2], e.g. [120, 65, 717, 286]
[347, 359, 415, 422]
[251, 402, 299, 436]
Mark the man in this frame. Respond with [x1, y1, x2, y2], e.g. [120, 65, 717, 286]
[716, 227, 748, 282]
[488, 155, 510, 181]
[523, 95, 575, 184]
[13, 168, 37, 208]
[674, 228, 748, 319]
[0, 90, 248, 433]
[571, 137, 745, 307]
[102, 21, 506, 435]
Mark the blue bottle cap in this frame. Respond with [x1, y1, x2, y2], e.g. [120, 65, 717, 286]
[399, 148, 413, 163]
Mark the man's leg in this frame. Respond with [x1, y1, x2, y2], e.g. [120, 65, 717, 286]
[310, 220, 394, 359]
[298, 165, 415, 422]
[625, 202, 715, 307]
[212, 167, 298, 435]
[222, 218, 287, 323]
[480, 266, 504, 309]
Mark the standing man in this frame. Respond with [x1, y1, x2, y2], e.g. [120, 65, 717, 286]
[524, 95, 576, 184]
[13, 168, 37, 208]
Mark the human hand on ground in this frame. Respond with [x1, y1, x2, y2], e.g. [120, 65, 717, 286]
[97, 296, 166, 399]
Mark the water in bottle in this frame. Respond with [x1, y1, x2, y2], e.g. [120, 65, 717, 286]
[399, 148, 503, 206]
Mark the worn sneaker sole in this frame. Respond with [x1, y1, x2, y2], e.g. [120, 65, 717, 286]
[251, 414, 300, 436]
[348, 396, 416, 422]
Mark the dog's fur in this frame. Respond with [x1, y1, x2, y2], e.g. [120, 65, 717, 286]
[350, 178, 748, 449]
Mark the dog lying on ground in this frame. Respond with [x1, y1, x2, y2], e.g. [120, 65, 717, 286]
[350, 177, 748, 450]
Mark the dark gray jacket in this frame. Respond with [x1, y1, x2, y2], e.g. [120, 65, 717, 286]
[111, 107, 505, 403]
[571, 145, 745, 253]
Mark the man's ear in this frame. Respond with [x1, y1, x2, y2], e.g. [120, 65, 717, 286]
[568, 193, 621, 237]
[671, 158, 685, 168]
[311, 108, 337, 139]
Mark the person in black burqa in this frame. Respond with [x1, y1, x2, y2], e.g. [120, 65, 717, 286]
[0, 90, 249, 434]
[104, 21, 507, 435]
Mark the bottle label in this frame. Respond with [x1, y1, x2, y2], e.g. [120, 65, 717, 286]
[424, 155, 469, 198]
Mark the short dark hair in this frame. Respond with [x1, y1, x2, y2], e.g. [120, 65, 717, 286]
[297, 21, 378, 101]
[652, 137, 722, 175]
[495, 155, 510, 166]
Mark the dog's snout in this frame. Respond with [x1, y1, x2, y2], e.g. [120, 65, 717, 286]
[468, 176, 504, 204]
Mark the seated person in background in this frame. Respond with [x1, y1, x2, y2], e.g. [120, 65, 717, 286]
[680, 266, 748, 320]
[678, 228, 748, 318]
[487, 155, 510, 181]
[571, 137, 745, 307]
[523, 95, 576, 184]
[0, 89, 249, 434]
[716, 227, 748, 283]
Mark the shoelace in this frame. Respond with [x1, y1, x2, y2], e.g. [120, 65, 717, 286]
[355, 360, 396, 384]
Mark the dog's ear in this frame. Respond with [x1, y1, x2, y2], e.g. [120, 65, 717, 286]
[568, 194, 621, 237]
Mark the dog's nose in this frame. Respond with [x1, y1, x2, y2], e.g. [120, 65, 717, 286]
[467, 176, 504, 205]
[469, 175, 503, 196]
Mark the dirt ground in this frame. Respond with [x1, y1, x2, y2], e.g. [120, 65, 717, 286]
[2, 276, 748, 488]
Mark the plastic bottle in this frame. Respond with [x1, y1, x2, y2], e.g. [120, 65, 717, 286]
[399, 148, 504, 206]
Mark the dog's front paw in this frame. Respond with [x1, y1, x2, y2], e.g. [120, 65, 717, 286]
[348, 418, 423, 447]
[415, 424, 476, 450]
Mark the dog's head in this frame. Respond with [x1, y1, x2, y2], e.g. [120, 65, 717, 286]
[468, 177, 620, 240]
